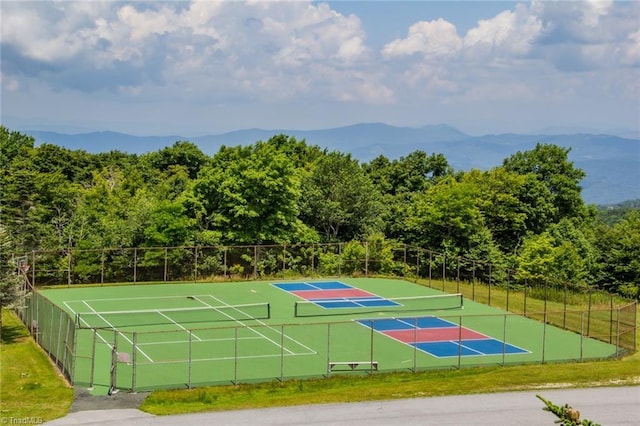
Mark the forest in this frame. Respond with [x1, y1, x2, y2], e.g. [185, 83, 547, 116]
[1, 125, 638, 298]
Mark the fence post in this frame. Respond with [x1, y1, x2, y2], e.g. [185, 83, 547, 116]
[472, 262, 476, 301]
[369, 319, 375, 375]
[563, 282, 568, 328]
[609, 295, 614, 344]
[365, 241, 369, 276]
[132, 332, 137, 393]
[542, 317, 547, 364]
[68, 248, 72, 286]
[233, 326, 238, 385]
[587, 290, 592, 336]
[506, 270, 510, 312]
[194, 246, 199, 282]
[224, 247, 228, 278]
[280, 324, 285, 381]
[326, 323, 331, 377]
[442, 253, 446, 291]
[188, 331, 193, 389]
[457, 316, 462, 370]
[282, 245, 286, 277]
[488, 263, 492, 306]
[254, 245, 258, 278]
[164, 247, 168, 282]
[413, 317, 418, 373]
[429, 251, 432, 288]
[133, 248, 137, 284]
[502, 314, 507, 367]
[31, 250, 36, 287]
[616, 308, 621, 359]
[48, 303, 55, 357]
[580, 312, 584, 362]
[89, 329, 97, 390]
[456, 257, 460, 294]
[109, 330, 119, 395]
[101, 249, 105, 285]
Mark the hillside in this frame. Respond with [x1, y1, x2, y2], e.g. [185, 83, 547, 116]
[24, 124, 640, 205]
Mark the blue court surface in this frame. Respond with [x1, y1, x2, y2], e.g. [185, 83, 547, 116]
[358, 316, 529, 358]
[273, 281, 400, 309]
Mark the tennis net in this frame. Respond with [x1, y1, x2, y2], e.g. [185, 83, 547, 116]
[75, 302, 270, 329]
[294, 293, 463, 317]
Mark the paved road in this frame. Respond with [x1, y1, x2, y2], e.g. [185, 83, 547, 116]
[45, 386, 639, 425]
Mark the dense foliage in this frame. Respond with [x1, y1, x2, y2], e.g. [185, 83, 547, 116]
[1, 126, 638, 298]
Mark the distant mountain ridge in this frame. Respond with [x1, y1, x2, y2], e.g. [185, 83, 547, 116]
[23, 123, 640, 206]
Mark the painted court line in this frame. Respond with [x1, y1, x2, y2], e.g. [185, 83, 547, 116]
[155, 310, 202, 341]
[357, 316, 529, 358]
[195, 295, 297, 355]
[203, 295, 317, 356]
[82, 301, 154, 363]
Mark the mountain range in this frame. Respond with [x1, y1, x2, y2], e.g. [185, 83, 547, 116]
[23, 123, 640, 206]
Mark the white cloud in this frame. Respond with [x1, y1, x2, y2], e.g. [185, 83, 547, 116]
[0, 0, 378, 103]
[464, 4, 542, 58]
[382, 19, 462, 58]
[0, 1, 638, 135]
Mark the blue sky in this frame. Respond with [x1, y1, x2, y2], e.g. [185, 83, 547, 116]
[1, 1, 639, 136]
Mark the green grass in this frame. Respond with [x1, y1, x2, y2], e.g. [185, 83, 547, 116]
[140, 357, 640, 415]
[0, 309, 73, 422]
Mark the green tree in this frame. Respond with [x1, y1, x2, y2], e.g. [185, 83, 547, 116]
[143, 141, 209, 179]
[193, 142, 314, 244]
[594, 210, 640, 298]
[0, 224, 25, 341]
[515, 220, 593, 289]
[503, 143, 588, 223]
[300, 152, 382, 241]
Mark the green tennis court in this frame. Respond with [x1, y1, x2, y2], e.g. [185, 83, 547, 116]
[33, 278, 618, 393]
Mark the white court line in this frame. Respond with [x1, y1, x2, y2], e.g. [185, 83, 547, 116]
[82, 301, 154, 362]
[138, 336, 266, 346]
[203, 295, 317, 355]
[155, 310, 202, 341]
[64, 294, 223, 303]
[134, 351, 317, 365]
[191, 296, 297, 355]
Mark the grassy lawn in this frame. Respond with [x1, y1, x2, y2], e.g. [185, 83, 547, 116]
[140, 349, 640, 415]
[0, 309, 73, 422]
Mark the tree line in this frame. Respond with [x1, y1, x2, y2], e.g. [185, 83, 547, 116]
[1, 126, 638, 298]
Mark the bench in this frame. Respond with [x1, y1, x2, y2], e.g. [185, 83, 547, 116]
[328, 361, 378, 371]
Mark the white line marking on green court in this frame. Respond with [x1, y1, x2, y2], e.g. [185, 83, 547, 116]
[155, 310, 202, 341]
[82, 301, 154, 363]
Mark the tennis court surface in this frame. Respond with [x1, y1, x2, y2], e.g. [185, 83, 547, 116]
[28, 278, 618, 393]
[357, 317, 529, 357]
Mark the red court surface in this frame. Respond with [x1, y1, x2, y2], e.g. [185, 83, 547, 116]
[291, 288, 376, 300]
[385, 327, 487, 343]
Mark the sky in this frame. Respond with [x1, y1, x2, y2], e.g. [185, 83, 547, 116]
[1, 0, 639, 136]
